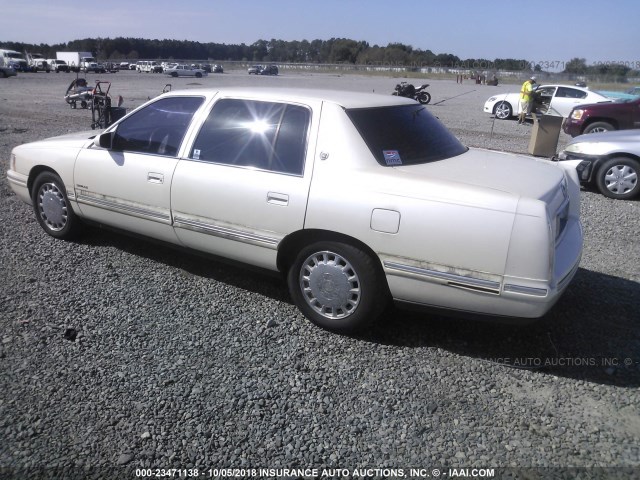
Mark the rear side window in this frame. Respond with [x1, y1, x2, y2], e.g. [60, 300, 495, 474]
[112, 96, 204, 156]
[190, 98, 310, 175]
[556, 87, 587, 99]
[347, 105, 467, 166]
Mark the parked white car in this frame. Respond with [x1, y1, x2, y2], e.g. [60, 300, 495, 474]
[164, 64, 207, 78]
[484, 84, 610, 120]
[7, 88, 583, 332]
[47, 59, 69, 73]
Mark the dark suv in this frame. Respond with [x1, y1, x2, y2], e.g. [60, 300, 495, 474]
[563, 97, 640, 137]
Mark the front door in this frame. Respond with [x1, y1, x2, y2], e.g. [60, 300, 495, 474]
[74, 95, 205, 244]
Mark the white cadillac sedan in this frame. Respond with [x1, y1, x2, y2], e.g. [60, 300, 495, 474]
[7, 88, 583, 332]
[484, 84, 609, 120]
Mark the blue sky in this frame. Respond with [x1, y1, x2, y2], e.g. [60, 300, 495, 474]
[2, 0, 637, 69]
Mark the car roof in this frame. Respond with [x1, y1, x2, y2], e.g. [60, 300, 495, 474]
[539, 84, 607, 96]
[162, 87, 418, 109]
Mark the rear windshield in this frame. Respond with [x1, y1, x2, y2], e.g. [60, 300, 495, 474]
[346, 105, 468, 166]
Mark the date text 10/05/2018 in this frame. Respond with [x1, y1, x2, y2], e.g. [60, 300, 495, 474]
[437, 60, 640, 71]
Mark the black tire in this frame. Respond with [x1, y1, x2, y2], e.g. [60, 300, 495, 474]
[583, 121, 614, 134]
[595, 157, 640, 200]
[195, 72, 202, 78]
[417, 91, 431, 104]
[31, 172, 82, 239]
[493, 101, 512, 120]
[171, 72, 178, 78]
[287, 241, 388, 333]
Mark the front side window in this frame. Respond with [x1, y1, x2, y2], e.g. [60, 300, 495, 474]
[347, 105, 467, 166]
[536, 86, 556, 98]
[190, 98, 310, 175]
[112, 96, 204, 156]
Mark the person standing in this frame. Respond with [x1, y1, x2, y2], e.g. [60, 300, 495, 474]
[518, 76, 537, 124]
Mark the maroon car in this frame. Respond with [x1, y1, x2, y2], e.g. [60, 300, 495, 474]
[563, 97, 640, 137]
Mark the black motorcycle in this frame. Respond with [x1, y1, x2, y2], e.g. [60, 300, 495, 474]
[392, 81, 431, 104]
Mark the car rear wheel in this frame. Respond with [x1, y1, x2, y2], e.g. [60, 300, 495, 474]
[287, 241, 388, 333]
[584, 121, 614, 134]
[31, 172, 82, 239]
[595, 157, 640, 200]
[494, 101, 512, 120]
[195, 72, 202, 78]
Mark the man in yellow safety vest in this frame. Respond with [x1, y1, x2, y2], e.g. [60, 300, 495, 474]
[518, 76, 537, 124]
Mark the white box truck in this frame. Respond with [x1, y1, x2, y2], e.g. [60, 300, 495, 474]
[56, 52, 100, 72]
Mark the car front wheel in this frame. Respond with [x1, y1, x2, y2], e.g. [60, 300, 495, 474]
[596, 157, 640, 200]
[584, 121, 614, 134]
[287, 241, 388, 333]
[31, 172, 82, 239]
[494, 101, 512, 119]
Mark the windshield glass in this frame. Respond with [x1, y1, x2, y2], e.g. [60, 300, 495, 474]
[346, 105, 468, 166]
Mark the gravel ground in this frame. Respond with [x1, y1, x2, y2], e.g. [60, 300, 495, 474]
[0, 70, 639, 480]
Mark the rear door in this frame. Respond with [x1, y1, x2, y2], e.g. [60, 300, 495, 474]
[171, 96, 319, 270]
[550, 86, 589, 117]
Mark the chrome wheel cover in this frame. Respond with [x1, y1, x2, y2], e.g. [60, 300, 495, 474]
[494, 102, 510, 119]
[38, 182, 68, 231]
[604, 164, 638, 195]
[299, 250, 361, 320]
[590, 126, 609, 133]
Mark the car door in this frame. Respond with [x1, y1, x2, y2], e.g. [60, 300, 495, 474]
[549, 86, 589, 117]
[533, 86, 556, 115]
[171, 96, 319, 270]
[74, 95, 205, 244]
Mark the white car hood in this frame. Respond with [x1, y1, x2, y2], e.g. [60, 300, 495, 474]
[19, 131, 98, 150]
[393, 147, 564, 200]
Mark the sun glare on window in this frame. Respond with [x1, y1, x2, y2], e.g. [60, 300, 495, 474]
[244, 120, 271, 134]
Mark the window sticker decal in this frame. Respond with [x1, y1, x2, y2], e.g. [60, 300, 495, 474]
[193, 149, 201, 160]
[383, 150, 402, 166]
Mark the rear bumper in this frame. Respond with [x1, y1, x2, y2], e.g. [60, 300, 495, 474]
[384, 218, 583, 322]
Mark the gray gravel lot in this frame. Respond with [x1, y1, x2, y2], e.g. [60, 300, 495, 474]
[0, 69, 639, 479]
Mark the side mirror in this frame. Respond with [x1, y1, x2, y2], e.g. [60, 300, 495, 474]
[93, 131, 115, 149]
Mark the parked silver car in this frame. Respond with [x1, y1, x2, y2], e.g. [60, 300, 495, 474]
[556, 129, 640, 199]
[164, 64, 206, 78]
[7, 88, 583, 332]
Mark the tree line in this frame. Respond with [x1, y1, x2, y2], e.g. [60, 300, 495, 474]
[0, 37, 530, 70]
[1, 37, 637, 78]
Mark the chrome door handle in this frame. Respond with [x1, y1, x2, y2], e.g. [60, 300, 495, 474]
[147, 172, 164, 184]
[267, 192, 289, 206]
